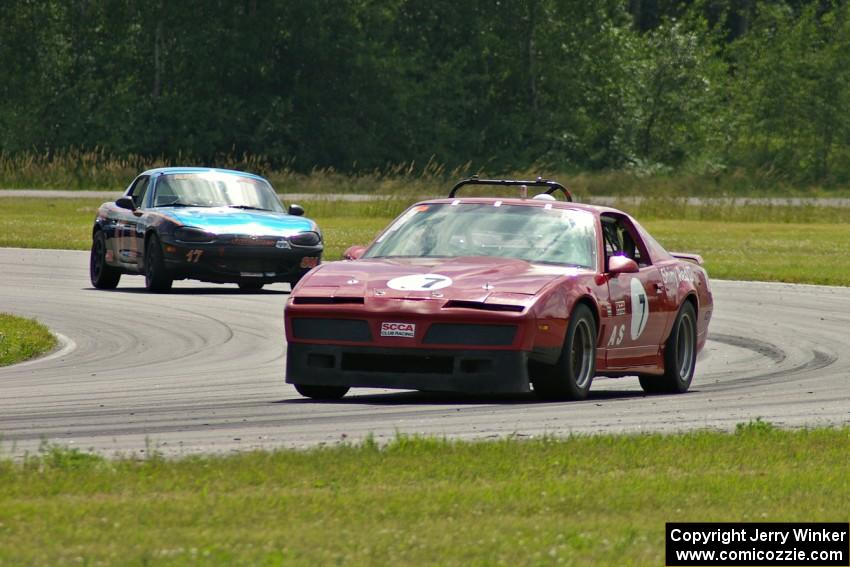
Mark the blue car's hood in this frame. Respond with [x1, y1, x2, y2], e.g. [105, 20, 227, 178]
[159, 207, 317, 236]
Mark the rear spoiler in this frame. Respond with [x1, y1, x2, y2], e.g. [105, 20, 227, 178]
[670, 252, 704, 266]
[449, 176, 573, 202]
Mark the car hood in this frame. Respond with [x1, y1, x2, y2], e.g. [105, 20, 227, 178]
[158, 207, 317, 236]
[298, 256, 588, 301]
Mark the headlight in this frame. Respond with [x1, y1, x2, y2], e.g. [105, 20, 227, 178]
[174, 227, 215, 243]
[290, 231, 322, 246]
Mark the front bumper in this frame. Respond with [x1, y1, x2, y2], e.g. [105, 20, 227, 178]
[286, 343, 530, 393]
[163, 242, 322, 283]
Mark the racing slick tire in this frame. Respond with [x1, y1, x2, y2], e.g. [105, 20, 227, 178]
[90, 230, 121, 289]
[293, 384, 350, 400]
[238, 280, 264, 291]
[144, 234, 173, 292]
[532, 303, 596, 401]
[640, 301, 696, 394]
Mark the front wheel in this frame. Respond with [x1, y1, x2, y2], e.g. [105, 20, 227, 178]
[90, 231, 121, 289]
[144, 235, 173, 292]
[293, 384, 349, 400]
[640, 301, 697, 394]
[532, 304, 597, 401]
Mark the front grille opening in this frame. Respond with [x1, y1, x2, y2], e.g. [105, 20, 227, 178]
[342, 353, 453, 374]
[459, 359, 493, 374]
[291, 318, 371, 341]
[307, 353, 335, 369]
[424, 324, 517, 346]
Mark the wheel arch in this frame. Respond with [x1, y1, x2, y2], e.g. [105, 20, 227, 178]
[92, 221, 106, 238]
[662, 291, 699, 347]
[144, 228, 159, 247]
[573, 295, 601, 339]
[684, 291, 698, 315]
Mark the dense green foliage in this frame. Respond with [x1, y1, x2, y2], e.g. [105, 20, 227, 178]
[1, 1, 849, 185]
[2, 427, 849, 565]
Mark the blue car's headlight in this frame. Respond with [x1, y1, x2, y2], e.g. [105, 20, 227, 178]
[290, 231, 322, 246]
[174, 227, 215, 243]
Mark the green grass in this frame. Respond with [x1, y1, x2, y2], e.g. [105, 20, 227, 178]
[1, 197, 848, 285]
[645, 220, 849, 286]
[0, 313, 56, 366]
[1, 426, 848, 566]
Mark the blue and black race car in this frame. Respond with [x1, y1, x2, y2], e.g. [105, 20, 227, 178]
[90, 167, 323, 292]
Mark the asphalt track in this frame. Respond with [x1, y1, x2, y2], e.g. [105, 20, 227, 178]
[1, 247, 848, 458]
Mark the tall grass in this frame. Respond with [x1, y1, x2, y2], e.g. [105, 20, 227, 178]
[3, 149, 850, 196]
[0, 149, 471, 194]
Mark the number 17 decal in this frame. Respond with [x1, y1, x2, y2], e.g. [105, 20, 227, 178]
[630, 278, 649, 340]
[186, 249, 203, 263]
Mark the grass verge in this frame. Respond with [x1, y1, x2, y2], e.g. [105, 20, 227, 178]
[1, 197, 849, 286]
[1, 425, 848, 565]
[0, 313, 56, 366]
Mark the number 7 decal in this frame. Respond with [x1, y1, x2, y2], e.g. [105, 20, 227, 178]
[630, 278, 649, 340]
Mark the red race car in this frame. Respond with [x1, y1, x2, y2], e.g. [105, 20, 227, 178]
[284, 178, 713, 400]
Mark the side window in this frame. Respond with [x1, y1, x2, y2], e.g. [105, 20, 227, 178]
[129, 176, 150, 208]
[601, 214, 651, 268]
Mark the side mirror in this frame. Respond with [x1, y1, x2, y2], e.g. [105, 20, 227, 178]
[608, 255, 639, 275]
[115, 196, 136, 211]
[343, 245, 366, 260]
[288, 204, 305, 217]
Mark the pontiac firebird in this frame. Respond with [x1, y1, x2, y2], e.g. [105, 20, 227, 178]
[90, 167, 323, 292]
[284, 178, 712, 400]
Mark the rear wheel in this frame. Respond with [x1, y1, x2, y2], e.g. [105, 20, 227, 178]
[238, 280, 264, 291]
[640, 301, 696, 394]
[532, 304, 596, 401]
[90, 231, 121, 289]
[144, 235, 173, 292]
[294, 384, 349, 400]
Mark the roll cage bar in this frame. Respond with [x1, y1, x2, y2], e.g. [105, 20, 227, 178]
[448, 176, 573, 202]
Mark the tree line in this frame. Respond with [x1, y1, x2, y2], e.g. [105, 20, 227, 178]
[1, 0, 849, 185]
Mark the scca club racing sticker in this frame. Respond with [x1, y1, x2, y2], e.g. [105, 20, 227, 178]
[630, 278, 649, 340]
[380, 322, 416, 338]
[386, 273, 453, 291]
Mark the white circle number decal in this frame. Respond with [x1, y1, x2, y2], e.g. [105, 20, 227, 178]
[630, 278, 649, 340]
[387, 273, 453, 291]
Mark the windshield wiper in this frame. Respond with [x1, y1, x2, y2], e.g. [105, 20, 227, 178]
[159, 201, 210, 208]
[226, 205, 271, 211]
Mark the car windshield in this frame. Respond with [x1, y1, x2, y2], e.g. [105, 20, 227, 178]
[153, 172, 285, 212]
[364, 202, 598, 268]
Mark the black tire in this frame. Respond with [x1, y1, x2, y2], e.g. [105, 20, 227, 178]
[640, 301, 697, 394]
[238, 280, 264, 291]
[90, 230, 121, 289]
[144, 234, 173, 292]
[293, 384, 349, 400]
[532, 303, 597, 401]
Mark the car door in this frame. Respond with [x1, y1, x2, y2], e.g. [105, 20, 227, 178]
[113, 176, 150, 268]
[601, 213, 674, 368]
